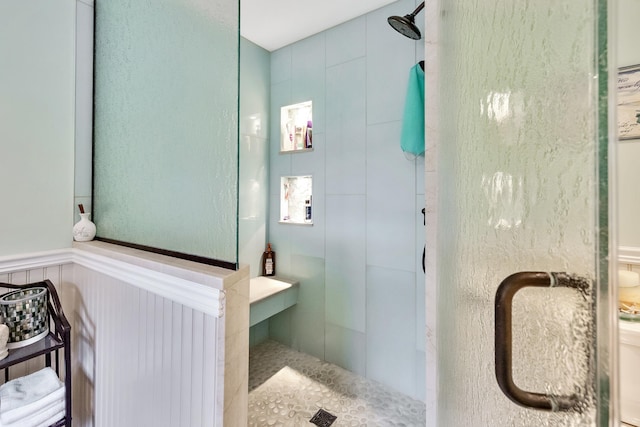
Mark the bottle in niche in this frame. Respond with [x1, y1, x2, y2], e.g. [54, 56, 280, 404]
[304, 198, 312, 223]
[262, 243, 276, 276]
[294, 126, 304, 149]
[305, 120, 312, 148]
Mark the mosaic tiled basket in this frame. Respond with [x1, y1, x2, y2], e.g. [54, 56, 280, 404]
[0, 287, 49, 349]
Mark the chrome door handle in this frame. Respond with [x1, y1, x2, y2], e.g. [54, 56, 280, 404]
[494, 271, 590, 412]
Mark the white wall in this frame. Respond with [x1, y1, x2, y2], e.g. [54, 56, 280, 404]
[0, 0, 76, 256]
[74, 0, 94, 222]
[618, 0, 640, 68]
[617, 0, 640, 248]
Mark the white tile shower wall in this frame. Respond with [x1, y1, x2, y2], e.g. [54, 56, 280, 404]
[366, 1, 418, 126]
[289, 255, 326, 360]
[325, 58, 367, 196]
[325, 195, 366, 333]
[239, 38, 270, 278]
[325, 16, 366, 68]
[267, 0, 426, 400]
[366, 266, 417, 394]
[291, 34, 326, 135]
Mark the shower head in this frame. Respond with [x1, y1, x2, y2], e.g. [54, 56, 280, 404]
[387, 2, 425, 40]
[387, 14, 421, 39]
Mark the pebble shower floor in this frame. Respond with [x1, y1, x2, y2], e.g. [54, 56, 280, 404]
[248, 340, 426, 426]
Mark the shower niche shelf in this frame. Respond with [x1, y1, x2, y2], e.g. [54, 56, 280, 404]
[279, 175, 313, 225]
[280, 101, 313, 153]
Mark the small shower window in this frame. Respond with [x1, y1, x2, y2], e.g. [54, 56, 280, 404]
[280, 175, 312, 225]
[280, 101, 313, 153]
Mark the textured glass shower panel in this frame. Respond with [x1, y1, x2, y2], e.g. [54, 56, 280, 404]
[436, 0, 607, 425]
[93, 0, 239, 263]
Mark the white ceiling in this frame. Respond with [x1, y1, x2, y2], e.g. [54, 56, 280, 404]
[240, 0, 399, 52]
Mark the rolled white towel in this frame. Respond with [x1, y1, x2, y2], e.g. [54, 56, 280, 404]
[0, 367, 63, 423]
[0, 400, 64, 427]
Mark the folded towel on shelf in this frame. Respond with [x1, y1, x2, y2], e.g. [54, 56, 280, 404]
[0, 367, 64, 424]
[1, 387, 65, 425]
[34, 408, 65, 427]
[0, 400, 65, 427]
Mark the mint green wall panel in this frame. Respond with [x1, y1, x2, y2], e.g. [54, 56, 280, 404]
[93, 0, 239, 264]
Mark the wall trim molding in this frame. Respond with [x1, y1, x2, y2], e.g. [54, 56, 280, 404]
[0, 249, 73, 274]
[619, 246, 640, 265]
[0, 248, 224, 317]
[72, 249, 224, 317]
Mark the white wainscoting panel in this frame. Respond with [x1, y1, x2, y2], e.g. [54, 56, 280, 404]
[0, 246, 249, 427]
[71, 264, 222, 427]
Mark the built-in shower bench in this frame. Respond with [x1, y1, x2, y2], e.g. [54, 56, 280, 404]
[249, 276, 299, 326]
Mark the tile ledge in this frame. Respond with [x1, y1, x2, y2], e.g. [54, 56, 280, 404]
[250, 276, 299, 305]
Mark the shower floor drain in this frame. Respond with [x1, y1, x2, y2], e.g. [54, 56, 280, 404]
[309, 409, 337, 427]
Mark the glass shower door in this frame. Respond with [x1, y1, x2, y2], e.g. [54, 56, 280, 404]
[429, 0, 614, 425]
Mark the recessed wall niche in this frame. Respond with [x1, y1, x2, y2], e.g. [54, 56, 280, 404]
[280, 101, 312, 152]
[280, 176, 312, 225]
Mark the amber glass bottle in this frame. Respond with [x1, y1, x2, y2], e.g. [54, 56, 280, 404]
[261, 243, 276, 276]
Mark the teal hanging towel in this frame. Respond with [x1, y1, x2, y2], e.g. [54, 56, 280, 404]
[400, 62, 425, 156]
